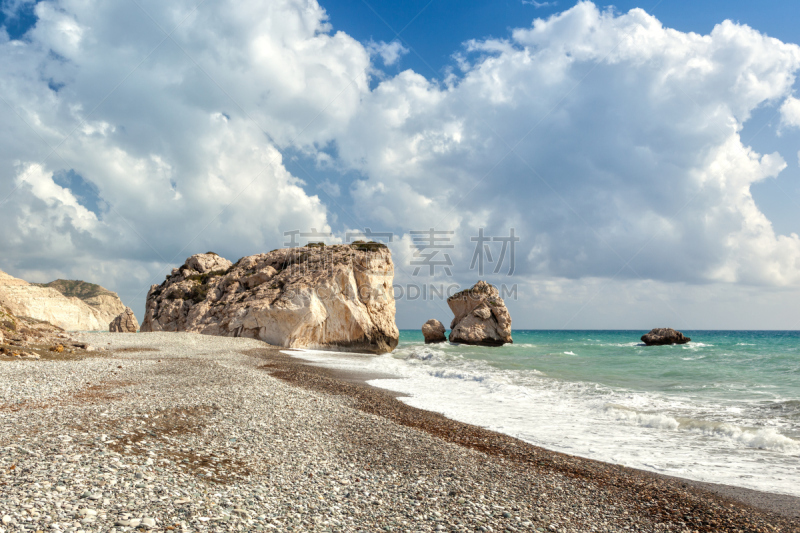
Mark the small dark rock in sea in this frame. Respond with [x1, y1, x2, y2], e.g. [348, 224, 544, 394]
[641, 328, 691, 346]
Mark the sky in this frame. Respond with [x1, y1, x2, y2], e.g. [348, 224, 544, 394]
[1, 0, 800, 330]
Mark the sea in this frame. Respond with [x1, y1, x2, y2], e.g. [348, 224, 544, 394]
[288, 330, 800, 497]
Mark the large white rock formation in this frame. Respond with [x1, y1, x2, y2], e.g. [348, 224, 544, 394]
[141, 245, 399, 354]
[0, 270, 124, 331]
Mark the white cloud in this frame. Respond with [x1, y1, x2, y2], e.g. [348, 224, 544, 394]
[498, 276, 800, 330]
[367, 40, 409, 66]
[0, 0, 360, 308]
[317, 179, 341, 198]
[336, 1, 800, 288]
[1, 0, 800, 326]
[16, 163, 97, 229]
[780, 95, 800, 129]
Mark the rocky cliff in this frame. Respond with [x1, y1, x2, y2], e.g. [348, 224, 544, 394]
[141, 245, 399, 354]
[38, 279, 126, 323]
[1, 303, 64, 350]
[0, 270, 122, 331]
[1, 302, 97, 358]
[448, 281, 512, 346]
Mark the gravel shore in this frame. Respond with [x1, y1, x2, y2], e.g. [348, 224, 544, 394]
[0, 332, 796, 533]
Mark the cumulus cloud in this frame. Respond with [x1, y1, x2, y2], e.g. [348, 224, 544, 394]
[780, 96, 800, 129]
[1, 0, 800, 324]
[337, 2, 800, 288]
[367, 39, 409, 66]
[0, 0, 371, 308]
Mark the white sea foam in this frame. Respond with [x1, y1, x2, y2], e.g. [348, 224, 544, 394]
[602, 342, 642, 347]
[676, 419, 800, 452]
[684, 342, 713, 348]
[603, 404, 681, 430]
[289, 343, 800, 497]
[393, 345, 447, 361]
[602, 405, 800, 452]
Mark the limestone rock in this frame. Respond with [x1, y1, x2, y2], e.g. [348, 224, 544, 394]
[141, 245, 399, 354]
[0, 270, 120, 331]
[38, 279, 126, 325]
[448, 281, 512, 346]
[0, 302, 71, 348]
[110, 307, 139, 333]
[186, 252, 233, 274]
[421, 319, 446, 344]
[641, 328, 691, 346]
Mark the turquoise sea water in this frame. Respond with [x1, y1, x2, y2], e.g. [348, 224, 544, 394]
[290, 330, 800, 496]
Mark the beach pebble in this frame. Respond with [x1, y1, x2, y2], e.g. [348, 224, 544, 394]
[0, 332, 789, 533]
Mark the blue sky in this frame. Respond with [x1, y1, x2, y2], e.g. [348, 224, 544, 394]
[2, 0, 800, 329]
[321, 1, 800, 74]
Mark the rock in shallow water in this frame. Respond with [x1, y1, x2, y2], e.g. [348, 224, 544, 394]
[447, 281, 512, 346]
[421, 319, 446, 344]
[641, 328, 691, 345]
[140, 245, 399, 354]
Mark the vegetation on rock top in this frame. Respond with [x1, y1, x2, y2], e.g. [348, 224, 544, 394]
[35, 279, 117, 300]
[186, 269, 228, 285]
[350, 240, 388, 251]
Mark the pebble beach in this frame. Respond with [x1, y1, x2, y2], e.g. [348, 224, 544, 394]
[0, 332, 797, 533]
